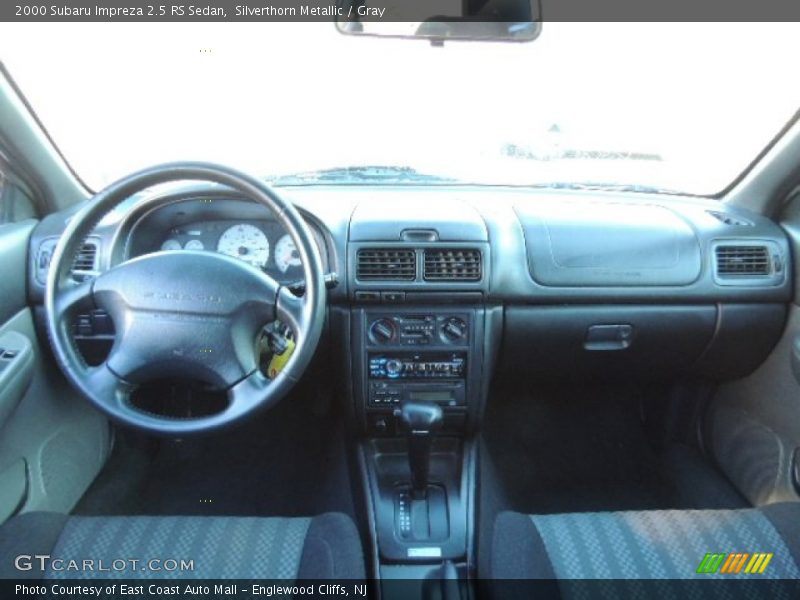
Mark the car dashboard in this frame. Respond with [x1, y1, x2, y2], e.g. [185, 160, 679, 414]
[27, 185, 792, 378]
[23, 180, 795, 573]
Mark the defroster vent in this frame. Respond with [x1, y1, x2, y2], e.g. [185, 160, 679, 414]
[424, 248, 482, 281]
[357, 248, 416, 280]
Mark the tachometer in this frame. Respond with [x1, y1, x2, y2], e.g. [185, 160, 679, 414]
[216, 224, 270, 268]
[274, 234, 302, 273]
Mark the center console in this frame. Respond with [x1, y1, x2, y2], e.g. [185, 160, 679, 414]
[352, 307, 484, 570]
[344, 201, 494, 593]
[354, 309, 484, 438]
[352, 310, 482, 600]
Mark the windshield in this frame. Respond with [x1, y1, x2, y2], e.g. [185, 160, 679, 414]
[1, 22, 799, 195]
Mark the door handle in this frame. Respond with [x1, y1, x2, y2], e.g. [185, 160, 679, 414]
[584, 324, 634, 351]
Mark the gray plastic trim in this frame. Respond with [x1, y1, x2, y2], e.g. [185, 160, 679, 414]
[0, 330, 34, 430]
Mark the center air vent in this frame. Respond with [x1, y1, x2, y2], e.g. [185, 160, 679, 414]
[424, 248, 482, 281]
[357, 248, 416, 280]
[715, 245, 771, 276]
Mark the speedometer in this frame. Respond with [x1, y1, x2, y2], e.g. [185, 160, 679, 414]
[274, 234, 302, 273]
[216, 224, 270, 268]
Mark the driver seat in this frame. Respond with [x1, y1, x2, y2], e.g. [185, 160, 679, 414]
[0, 512, 365, 579]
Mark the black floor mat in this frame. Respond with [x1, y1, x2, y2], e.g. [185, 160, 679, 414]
[75, 388, 356, 520]
[481, 383, 745, 516]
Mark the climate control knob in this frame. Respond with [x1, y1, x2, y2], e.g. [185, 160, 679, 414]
[441, 317, 467, 342]
[369, 318, 396, 344]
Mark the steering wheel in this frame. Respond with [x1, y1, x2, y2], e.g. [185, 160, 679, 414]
[45, 163, 326, 436]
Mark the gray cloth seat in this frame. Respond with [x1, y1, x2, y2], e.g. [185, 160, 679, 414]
[0, 512, 364, 579]
[490, 503, 800, 580]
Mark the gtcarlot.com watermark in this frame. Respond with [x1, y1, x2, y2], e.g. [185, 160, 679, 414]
[14, 554, 195, 574]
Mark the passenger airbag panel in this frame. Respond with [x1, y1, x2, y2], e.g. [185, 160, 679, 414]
[516, 202, 702, 287]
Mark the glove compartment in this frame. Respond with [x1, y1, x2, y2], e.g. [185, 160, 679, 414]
[502, 305, 716, 381]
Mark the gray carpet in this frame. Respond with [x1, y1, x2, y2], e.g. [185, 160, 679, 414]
[74, 386, 356, 521]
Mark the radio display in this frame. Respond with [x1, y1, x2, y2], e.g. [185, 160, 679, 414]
[409, 391, 453, 403]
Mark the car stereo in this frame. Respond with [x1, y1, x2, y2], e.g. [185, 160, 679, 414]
[367, 352, 467, 407]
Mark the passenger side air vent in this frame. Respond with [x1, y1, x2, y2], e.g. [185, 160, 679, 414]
[715, 245, 771, 276]
[424, 248, 482, 281]
[72, 241, 99, 274]
[357, 248, 416, 280]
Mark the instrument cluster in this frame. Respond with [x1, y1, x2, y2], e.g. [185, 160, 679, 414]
[157, 219, 304, 281]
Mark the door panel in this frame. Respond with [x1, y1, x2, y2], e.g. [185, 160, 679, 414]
[0, 219, 35, 432]
[0, 219, 33, 322]
[708, 307, 800, 505]
[0, 219, 110, 521]
[706, 195, 800, 506]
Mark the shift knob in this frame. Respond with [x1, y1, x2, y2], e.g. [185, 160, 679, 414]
[400, 401, 443, 498]
[401, 401, 444, 433]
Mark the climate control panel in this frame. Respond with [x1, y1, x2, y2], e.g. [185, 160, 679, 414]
[367, 314, 469, 346]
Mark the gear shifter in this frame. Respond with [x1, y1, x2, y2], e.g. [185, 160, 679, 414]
[400, 401, 443, 498]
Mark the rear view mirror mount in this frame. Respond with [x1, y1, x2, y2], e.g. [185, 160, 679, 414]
[336, 0, 542, 44]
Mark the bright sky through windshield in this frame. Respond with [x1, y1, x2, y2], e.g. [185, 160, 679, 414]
[1, 22, 799, 194]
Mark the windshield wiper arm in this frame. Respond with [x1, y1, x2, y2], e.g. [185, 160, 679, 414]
[526, 181, 686, 196]
[266, 165, 456, 185]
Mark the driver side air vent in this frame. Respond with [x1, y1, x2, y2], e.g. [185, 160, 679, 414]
[715, 245, 771, 276]
[73, 241, 99, 273]
[35, 237, 101, 285]
[424, 248, 482, 281]
[357, 248, 416, 280]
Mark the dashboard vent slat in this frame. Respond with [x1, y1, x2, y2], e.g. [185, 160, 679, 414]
[715, 245, 771, 276]
[72, 242, 98, 273]
[424, 248, 482, 281]
[357, 248, 416, 280]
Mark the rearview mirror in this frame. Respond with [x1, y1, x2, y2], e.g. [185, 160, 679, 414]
[336, 0, 542, 43]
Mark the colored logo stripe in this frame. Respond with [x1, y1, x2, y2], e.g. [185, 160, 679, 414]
[697, 553, 726, 574]
[697, 552, 773, 574]
[720, 553, 749, 573]
[744, 553, 773, 574]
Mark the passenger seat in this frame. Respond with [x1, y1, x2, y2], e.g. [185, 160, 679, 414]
[489, 504, 800, 579]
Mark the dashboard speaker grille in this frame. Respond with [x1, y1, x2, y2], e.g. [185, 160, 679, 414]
[357, 248, 416, 280]
[424, 248, 482, 281]
[715, 245, 771, 276]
